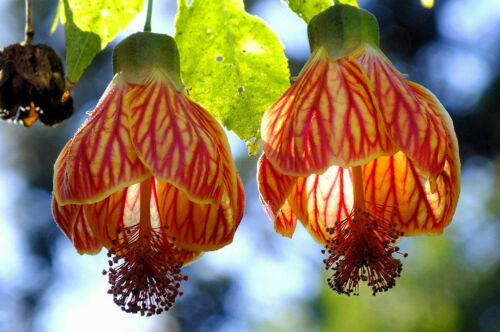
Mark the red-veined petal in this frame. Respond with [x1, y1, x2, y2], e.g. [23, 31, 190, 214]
[150, 180, 203, 265]
[52, 198, 102, 254]
[274, 201, 297, 238]
[52, 196, 76, 241]
[213, 113, 245, 226]
[53, 75, 150, 205]
[176, 249, 203, 266]
[288, 166, 353, 244]
[355, 46, 448, 178]
[83, 187, 130, 248]
[362, 80, 459, 235]
[155, 179, 241, 251]
[155, 120, 244, 252]
[405, 80, 459, 163]
[127, 71, 225, 204]
[262, 48, 395, 176]
[257, 154, 298, 237]
[234, 174, 245, 231]
[72, 206, 102, 254]
[84, 181, 203, 264]
[363, 149, 459, 235]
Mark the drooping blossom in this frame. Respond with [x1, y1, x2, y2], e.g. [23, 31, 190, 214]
[258, 5, 459, 295]
[52, 32, 244, 315]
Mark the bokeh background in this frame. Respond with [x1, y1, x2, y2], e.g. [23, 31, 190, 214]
[0, 0, 499, 331]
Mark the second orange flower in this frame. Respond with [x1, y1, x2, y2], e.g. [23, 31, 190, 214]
[258, 5, 460, 295]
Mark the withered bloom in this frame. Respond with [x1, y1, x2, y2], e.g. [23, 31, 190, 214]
[0, 43, 73, 126]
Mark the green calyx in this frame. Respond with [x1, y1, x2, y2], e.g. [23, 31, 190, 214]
[307, 4, 379, 59]
[113, 32, 183, 88]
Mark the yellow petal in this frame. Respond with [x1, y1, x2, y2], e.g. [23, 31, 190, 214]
[52, 198, 102, 254]
[363, 144, 459, 235]
[53, 75, 150, 205]
[72, 206, 102, 254]
[262, 48, 395, 176]
[84, 181, 203, 264]
[288, 166, 354, 244]
[274, 201, 297, 238]
[177, 250, 203, 267]
[406, 80, 459, 168]
[52, 196, 77, 241]
[356, 46, 449, 178]
[155, 178, 243, 252]
[257, 154, 298, 237]
[127, 71, 229, 204]
[83, 186, 130, 248]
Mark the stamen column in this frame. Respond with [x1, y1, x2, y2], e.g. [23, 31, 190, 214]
[351, 166, 365, 211]
[139, 177, 152, 239]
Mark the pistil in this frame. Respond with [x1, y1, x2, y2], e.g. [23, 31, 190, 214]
[103, 178, 189, 315]
[139, 177, 152, 239]
[323, 166, 407, 296]
[352, 166, 366, 210]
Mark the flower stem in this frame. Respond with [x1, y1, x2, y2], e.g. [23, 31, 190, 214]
[351, 166, 365, 210]
[139, 178, 152, 238]
[24, 0, 34, 45]
[144, 0, 153, 32]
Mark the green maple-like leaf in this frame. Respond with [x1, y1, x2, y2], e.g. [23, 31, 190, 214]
[283, 0, 360, 23]
[53, 0, 145, 83]
[282, 0, 333, 23]
[175, 0, 290, 155]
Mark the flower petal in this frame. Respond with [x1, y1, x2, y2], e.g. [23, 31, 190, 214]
[52, 198, 102, 254]
[127, 72, 226, 204]
[362, 79, 459, 235]
[53, 75, 150, 205]
[176, 249, 203, 266]
[84, 181, 203, 265]
[274, 201, 297, 238]
[234, 174, 245, 231]
[257, 154, 298, 237]
[72, 207, 102, 254]
[288, 166, 353, 244]
[52, 196, 76, 241]
[363, 148, 459, 235]
[83, 186, 130, 248]
[405, 80, 459, 161]
[155, 179, 242, 252]
[262, 48, 395, 176]
[356, 46, 448, 177]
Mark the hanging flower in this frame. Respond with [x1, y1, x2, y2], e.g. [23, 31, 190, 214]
[52, 32, 244, 315]
[258, 4, 460, 295]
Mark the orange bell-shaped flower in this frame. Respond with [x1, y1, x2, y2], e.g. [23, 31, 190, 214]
[52, 32, 244, 315]
[258, 5, 459, 295]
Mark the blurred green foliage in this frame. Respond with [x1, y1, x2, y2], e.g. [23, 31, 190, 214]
[320, 236, 463, 332]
